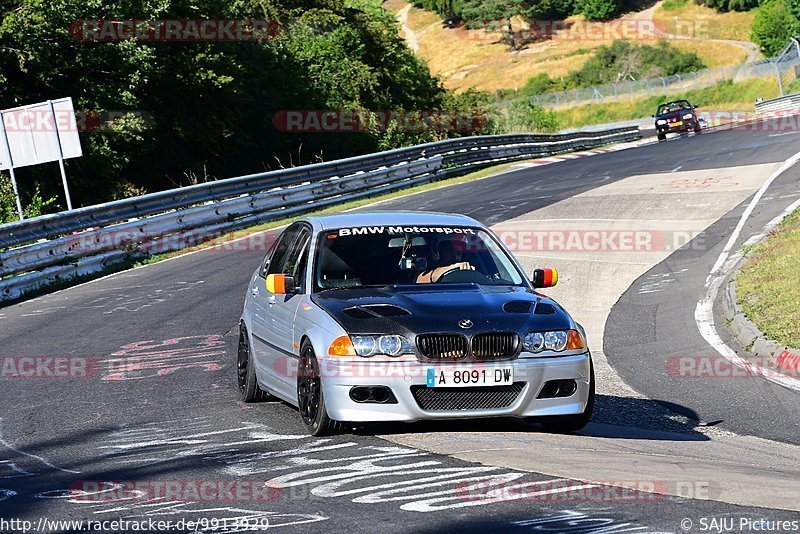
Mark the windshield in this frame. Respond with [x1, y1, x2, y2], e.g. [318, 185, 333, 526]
[657, 100, 692, 115]
[314, 226, 526, 291]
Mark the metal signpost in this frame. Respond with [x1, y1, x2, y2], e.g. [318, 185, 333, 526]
[0, 97, 82, 220]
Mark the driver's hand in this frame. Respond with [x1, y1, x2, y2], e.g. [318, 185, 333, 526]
[452, 262, 474, 271]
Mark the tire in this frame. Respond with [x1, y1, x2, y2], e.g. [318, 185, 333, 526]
[237, 323, 270, 403]
[657, 133, 666, 141]
[694, 122, 702, 134]
[297, 340, 342, 436]
[537, 360, 595, 434]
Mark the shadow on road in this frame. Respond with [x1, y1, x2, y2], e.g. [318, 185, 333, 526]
[355, 394, 710, 441]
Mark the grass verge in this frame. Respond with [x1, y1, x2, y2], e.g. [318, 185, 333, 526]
[553, 77, 778, 129]
[737, 208, 800, 348]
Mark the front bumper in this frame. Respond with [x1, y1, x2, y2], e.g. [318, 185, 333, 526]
[319, 352, 592, 422]
[657, 121, 694, 134]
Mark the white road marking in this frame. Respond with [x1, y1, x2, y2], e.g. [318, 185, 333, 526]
[696, 151, 800, 393]
[0, 417, 79, 474]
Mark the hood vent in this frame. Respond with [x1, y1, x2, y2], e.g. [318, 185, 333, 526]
[534, 302, 557, 315]
[503, 301, 534, 314]
[343, 304, 411, 319]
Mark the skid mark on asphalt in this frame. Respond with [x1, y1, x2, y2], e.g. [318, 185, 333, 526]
[637, 269, 688, 295]
[100, 335, 225, 381]
[16, 281, 205, 317]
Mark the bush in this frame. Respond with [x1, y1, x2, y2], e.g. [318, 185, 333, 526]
[502, 100, 559, 132]
[696, 0, 761, 11]
[752, 0, 799, 56]
[520, 72, 568, 96]
[661, 0, 688, 10]
[576, 0, 622, 19]
[567, 40, 705, 86]
[0, 175, 59, 223]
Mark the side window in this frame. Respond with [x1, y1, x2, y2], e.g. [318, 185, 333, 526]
[283, 229, 311, 289]
[264, 226, 301, 277]
[258, 239, 278, 278]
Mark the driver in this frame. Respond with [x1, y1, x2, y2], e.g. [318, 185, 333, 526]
[416, 239, 474, 283]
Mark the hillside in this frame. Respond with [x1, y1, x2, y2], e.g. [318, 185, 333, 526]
[384, 0, 761, 93]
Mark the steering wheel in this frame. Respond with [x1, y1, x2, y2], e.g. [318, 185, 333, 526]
[437, 268, 492, 284]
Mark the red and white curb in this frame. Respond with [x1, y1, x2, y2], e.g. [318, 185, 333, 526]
[510, 138, 655, 169]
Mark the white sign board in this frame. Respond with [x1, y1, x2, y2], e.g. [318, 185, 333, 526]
[0, 97, 82, 171]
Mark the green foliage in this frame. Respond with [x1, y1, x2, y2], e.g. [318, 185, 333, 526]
[521, 72, 568, 96]
[518, 40, 706, 98]
[413, 0, 466, 19]
[0, 175, 59, 223]
[556, 78, 779, 129]
[695, 0, 760, 11]
[751, 0, 799, 55]
[524, 0, 576, 19]
[501, 99, 559, 132]
[576, 0, 622, 20]
[414, 0, 626, 41]
[661, 0, 688, 9]
[0, 0, 446, 208]
[566, 40, 705, 86]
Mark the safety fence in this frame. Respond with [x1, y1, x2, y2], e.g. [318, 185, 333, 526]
[0, 127, 642, 302]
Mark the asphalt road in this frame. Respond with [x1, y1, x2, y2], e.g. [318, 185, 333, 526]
[606, 160, 800, 445]
[1, 124, 799, 532]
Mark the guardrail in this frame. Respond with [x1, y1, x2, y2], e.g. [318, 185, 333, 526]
[755, 93, 800, 114]
[0, 127, 642, 302]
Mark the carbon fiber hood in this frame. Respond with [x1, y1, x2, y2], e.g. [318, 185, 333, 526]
[311, 284, 572, 336]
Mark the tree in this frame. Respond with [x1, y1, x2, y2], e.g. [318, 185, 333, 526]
[575, 0, 622, 20]
[0, 0, 445, 208]
[752, 0, 799, 56]
[460, 0, 525, 49]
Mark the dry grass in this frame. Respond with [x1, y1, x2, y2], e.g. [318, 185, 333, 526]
[671, 40, 747, 67]
[653, 2, 756, 41]
[384, 0, 758, 92]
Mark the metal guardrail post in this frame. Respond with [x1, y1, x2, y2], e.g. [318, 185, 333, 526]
[773, 61, 785, 96]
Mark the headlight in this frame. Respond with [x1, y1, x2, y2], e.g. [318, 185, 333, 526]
[523, 329, 586, 353]
[656, 119, 667, 125]
[379, 335, 403, 356]
[349, 335, 412, 357]
[544, 331, 568, 351]
[683, 113, 692, 120]
[523, 332, 544, 352]
[351, 336, 377, 357]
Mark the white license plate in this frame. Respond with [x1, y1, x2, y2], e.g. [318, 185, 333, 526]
[426, 367, 513, 388]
